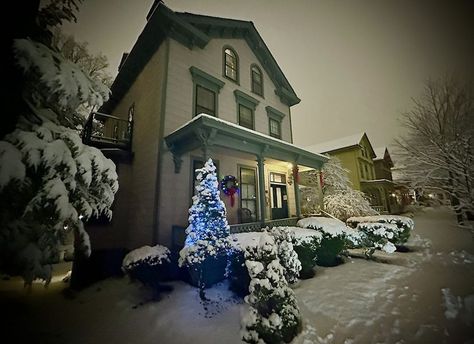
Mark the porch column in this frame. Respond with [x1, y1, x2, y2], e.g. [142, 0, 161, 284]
[256, 155, 266, 224]
[293, 165, 302, 218]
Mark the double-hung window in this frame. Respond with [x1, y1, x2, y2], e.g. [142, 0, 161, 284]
[251, 65, 263, 96]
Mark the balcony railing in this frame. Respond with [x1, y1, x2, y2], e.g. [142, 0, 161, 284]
[82, 112, 133, 150]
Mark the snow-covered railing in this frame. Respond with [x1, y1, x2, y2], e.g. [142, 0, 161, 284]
[82, 112, 133, 150]
[229, 217, 299, 234]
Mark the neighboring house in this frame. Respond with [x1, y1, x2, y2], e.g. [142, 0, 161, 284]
[306, 133, 402, 214]
[82, 1, 328, 252]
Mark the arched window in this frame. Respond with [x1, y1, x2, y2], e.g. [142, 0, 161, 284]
[251, 64, 263, 96]
[223, 47, 238, 82]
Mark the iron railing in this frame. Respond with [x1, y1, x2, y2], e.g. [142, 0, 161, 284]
[229, 217, 299, 234]
[82, 112, 133, 150]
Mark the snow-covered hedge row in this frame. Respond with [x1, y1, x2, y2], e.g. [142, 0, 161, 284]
[349, 223, 397, 257]
[346, 215, 414, 245]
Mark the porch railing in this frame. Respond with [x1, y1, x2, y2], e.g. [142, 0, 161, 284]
[229, 217, 299, 234]
[372, 205, 388, 214]
[82, 112, 133, 150]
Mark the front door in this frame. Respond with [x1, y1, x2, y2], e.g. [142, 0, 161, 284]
[271, 184, 288, 220]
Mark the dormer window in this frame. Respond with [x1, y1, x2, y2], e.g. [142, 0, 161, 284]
[223, 47, 238, 83]
[251, 64, 263, 96]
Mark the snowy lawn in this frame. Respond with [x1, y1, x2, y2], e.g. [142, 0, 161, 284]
[1, 207, 473, 343]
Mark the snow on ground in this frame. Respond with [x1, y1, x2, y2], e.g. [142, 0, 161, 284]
[1, 207, 473, 344]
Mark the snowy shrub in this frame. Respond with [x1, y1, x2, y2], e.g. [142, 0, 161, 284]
[351, 223, 398, 258]
[228, 249, 251, 297]
[179, 159, 232, 288]
[268, 227, 301, 284]
[292, 230, 322, 279]
[347, 215, 414, 245]
[122, 245, 171, 272]
[228, 228, 302, 296]
[241, 233, 301, 343]
[122, 245, 172, 299]
[297, 217, 350, 266]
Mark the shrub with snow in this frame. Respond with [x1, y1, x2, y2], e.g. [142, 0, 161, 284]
[241, 233, 301, 343]
[291, 229, 322, 279]
[297, 217, 350, 266]
[228, 228, 302, 296]
[350, 223, 398, 258]
[122, 245, 172, 298]
[122, 245, 171, 272]
[179, 159, 232, 288]
[268, 227, 301, 284]
[347, 215, 414, 245]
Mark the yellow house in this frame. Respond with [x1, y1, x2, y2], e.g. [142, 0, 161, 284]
[306, 133, 399, 214]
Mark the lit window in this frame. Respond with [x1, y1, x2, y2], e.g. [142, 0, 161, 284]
[224, 48, 238, 81]
[195, 85, 216, 116]
[251, 65, 263, 96]
[239, 104, 254, 129]
[269, 118, 281, 139]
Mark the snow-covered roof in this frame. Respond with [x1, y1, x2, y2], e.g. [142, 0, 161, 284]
[305, 133, 366, 154]
[166, 114, 329, 167]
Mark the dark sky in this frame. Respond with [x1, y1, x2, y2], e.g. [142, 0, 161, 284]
[62, 0, 474, 153]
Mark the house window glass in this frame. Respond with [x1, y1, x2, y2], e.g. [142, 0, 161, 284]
[270, 172, 286, 184]
[239, 104, 254, 130]
[240, 167, 257, 221]
[195, 85, 216, 116]
[365, 165, 369, 179]
[269, 118, 281, 139]
[224, 48, 238, 81]
[251, 65, 263, 96]
[360, 164, 365, 179]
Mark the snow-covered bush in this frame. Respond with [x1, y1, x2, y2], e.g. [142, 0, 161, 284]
[291, 229, 323, 279]
[122, 245, 172, 299]
[241, 233, 301, 343]
[122, 245, 171, 272]
[347, 215, 414, 245]
[297, 217, 350, 266]
[179, 159, 231, 288]
[228, 228, 302, 296]
[268, 227, 301, 284]
[350, 223, 398, 258]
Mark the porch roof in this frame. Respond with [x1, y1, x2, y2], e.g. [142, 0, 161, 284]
[164, 114, 329, 169]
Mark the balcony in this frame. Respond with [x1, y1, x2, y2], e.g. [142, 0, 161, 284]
[82, 112, 133, 161]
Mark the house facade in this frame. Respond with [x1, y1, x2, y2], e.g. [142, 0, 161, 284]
[82, 2, 328, 251]
[306, 133, 402, 214]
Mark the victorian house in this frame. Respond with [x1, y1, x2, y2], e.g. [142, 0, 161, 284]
[306, 133, 402, 214]
[82, 1, 328, 252]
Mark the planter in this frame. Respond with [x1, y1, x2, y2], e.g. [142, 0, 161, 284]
[187, 254, 228, 288]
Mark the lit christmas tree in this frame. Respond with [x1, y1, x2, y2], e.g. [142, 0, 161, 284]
[179, 159, 231, 287]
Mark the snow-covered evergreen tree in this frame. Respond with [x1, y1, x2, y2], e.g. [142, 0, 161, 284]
[0, 3, 117, 285]
[322, 157, 376, 221]
[179, 159, 231, 267]
[241, 232, 301, 343]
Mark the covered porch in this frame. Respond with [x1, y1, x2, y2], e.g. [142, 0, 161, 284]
[163, 114, 328, 237]
[361, 179, 398, 214]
